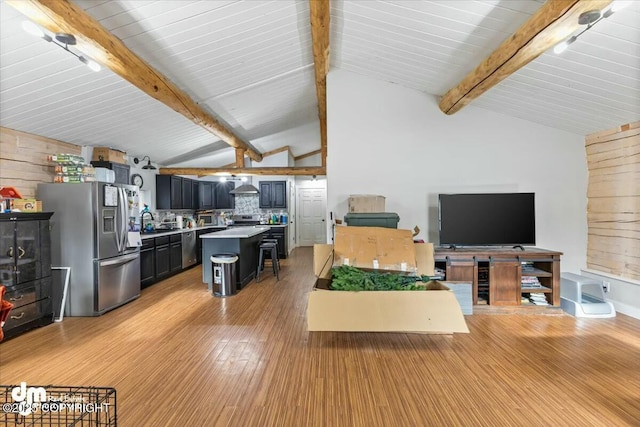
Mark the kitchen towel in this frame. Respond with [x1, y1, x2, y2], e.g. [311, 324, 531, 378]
[127, 232, 142, 247]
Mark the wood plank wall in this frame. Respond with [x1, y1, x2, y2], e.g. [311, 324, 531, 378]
[585, 121, 640, 281]
[0, 126, 82, 198]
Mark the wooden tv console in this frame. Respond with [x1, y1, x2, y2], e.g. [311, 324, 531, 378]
[434, 247, 562, 306]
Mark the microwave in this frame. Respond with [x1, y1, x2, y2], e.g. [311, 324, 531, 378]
[198, 213, 216, 225]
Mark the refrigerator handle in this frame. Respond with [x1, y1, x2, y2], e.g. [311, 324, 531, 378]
[118, 187, 128, 252]
[99, 252, 139, 267]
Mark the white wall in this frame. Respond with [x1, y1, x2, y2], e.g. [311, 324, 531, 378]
[327, 69, 588, 273]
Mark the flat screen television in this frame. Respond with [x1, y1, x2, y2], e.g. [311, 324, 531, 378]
[438, 193, 535, 247]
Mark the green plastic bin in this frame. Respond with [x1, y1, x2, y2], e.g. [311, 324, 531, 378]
[344, 213, 400, 228]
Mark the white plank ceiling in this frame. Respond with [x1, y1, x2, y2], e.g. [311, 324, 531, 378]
[1, 0, 638, 167]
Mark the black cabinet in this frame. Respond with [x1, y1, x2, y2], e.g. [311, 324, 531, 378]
[268, 226, 288, 259]
[0, 212, 54, 340]
[199, 182, 215, 209]
[157, 176, 206, 210]
[140, 239, 155, 288]
[170, 234, 182, 273]
[156, 175, 184, 210]
[182, 178, 193, 209]
[259, 181, 287, 209]
[191, 180, 200, 209]
[216, 182, 235, 209]
[90, 161, 130, 185]
[155, 236, 171, 280]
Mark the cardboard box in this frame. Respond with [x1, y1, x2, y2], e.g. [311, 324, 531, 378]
[91, 147, 126, 164]
[12, 199, 42, 212]
[308, 226, 469, 334]
[348, 195, 385, 213]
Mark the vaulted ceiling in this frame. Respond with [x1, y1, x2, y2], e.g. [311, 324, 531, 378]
[1, 0, 639, 169]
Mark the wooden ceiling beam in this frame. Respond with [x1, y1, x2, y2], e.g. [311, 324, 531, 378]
[235, 148, 245, 167]
[309, 0, 330, 168]
[295, 149, 322, 161]
[7, 0, 263, 162]
[159, 167, 326, 177]
[439, 0, 613, 115]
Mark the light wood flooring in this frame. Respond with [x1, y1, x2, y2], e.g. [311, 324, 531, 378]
[1, 247, 639, 426]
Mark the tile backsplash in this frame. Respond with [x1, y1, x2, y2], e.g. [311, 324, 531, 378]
[234, 194, 260, 214]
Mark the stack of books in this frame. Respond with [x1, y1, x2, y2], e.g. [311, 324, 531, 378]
[521, 276, 542, 288]
[528, 294, 549, 306]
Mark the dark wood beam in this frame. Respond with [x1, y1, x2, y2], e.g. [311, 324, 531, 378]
[309, 0, 330, 168]
[439, 0, 613, 115]
[159, 167, 326, 177]
[7, 0, 263, 162]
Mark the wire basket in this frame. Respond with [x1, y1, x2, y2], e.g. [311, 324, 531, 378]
[1, 385, 116, 427]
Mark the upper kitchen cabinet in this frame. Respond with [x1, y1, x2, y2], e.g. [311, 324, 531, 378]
[182, 178, 193, 209]
[199, 181, 215, 209]
[191, 180, 200, 210]
[90, 161, 130, 185]
[156, 175, 183, 210]
[215, 182, 235, 209]
[259, 181, 286, 209]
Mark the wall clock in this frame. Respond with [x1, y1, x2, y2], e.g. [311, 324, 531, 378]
[131, 173, 144, 188]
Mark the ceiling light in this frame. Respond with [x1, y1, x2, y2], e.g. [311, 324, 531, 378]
[553, 7, 622, 55]
[79, 56, 101, 72]
[21, 20, 100, 72]
[553, 36, 577, 54]
[133, 156, 156, 170]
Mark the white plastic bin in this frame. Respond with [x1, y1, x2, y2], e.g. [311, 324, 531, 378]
[560, 273, 615, 318]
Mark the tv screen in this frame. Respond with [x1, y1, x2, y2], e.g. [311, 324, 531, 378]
[438, 193, 535, 247]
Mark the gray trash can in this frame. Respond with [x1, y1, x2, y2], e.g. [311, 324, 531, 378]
[211, 253, 238, 297]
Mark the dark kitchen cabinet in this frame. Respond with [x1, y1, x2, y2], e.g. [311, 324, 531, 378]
[155, 236, 171, 280]
[267, 226, 288, 259]
[157, 176, 202, 210]
[182, 178, 193, 209]
[170, 234, 182, 273]
[259, 181, 287, 209]
[156, 175, 184, 210]
[90, 161, 130, 185]
[0, 212, 54, 340]
[191, 180, 200, 209]
[199, 181, 215, 209]
[140, 239, 155, 288]
[215, 182, 235, 209]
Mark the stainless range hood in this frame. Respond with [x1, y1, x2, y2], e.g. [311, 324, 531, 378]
[229, 184, 260, 194]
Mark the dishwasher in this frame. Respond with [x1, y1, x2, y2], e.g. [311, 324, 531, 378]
[181, 230, 197, 268]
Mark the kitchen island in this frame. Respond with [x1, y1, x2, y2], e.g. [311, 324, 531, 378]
[201, 226, 270, 292]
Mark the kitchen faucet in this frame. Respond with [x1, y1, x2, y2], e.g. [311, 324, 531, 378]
[140, 205, 154, 231]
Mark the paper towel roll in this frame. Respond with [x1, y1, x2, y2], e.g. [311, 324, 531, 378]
[176, 215, 183, 229]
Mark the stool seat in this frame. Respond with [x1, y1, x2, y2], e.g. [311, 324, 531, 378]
[257, 241, 279, 282]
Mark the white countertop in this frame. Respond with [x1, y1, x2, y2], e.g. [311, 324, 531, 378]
[200, 225, 271, 239]
[140, 223, 287, 240]
[140, 225, 226, 240]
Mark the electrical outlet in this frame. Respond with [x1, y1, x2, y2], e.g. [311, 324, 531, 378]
[603, 281, 611, 293]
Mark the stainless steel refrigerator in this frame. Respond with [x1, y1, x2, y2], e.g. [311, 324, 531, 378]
[38, 182, 141, 316]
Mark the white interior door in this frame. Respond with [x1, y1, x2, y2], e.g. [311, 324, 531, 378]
[298, 188, 327, 246]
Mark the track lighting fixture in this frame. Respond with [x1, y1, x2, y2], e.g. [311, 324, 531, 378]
[21, 20, 101, 72]
[553, 1, 632, 54]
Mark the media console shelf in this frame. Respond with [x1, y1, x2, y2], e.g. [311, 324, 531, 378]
[434, 247, 562, 306]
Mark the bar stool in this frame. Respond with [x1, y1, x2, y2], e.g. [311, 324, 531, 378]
[261, 238, 280, 269]
[256, 241, 279, 282]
